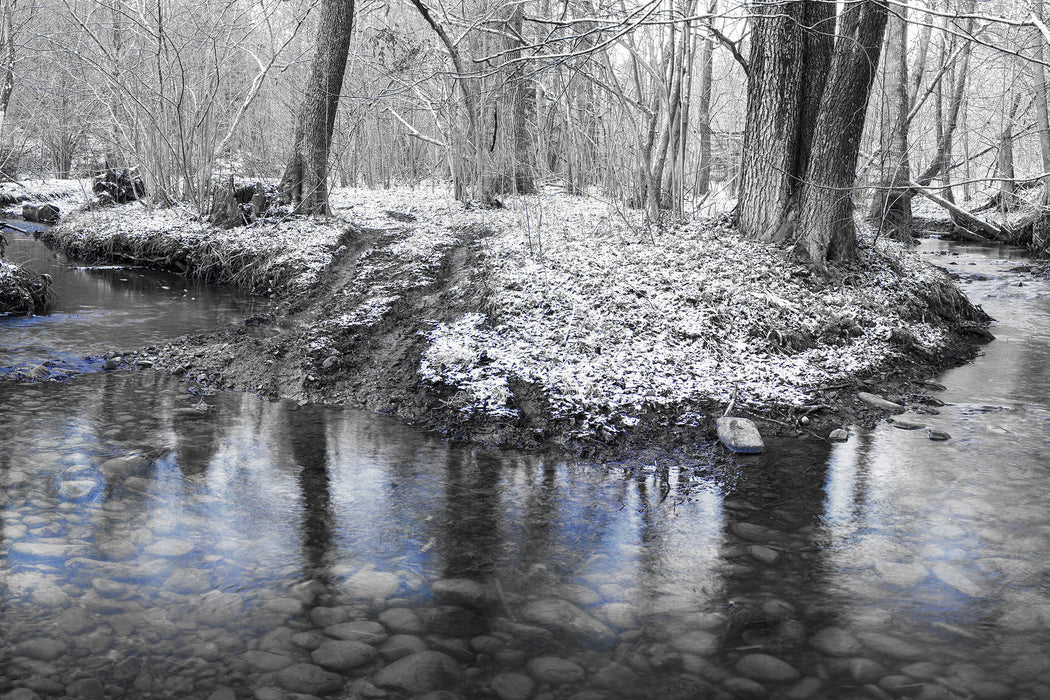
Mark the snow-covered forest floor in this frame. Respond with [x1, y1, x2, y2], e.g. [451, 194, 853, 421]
[3, 178, 990, 450]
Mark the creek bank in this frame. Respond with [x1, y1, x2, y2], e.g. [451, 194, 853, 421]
[31, 185, 989, 456]
[0, 260, 53, 316]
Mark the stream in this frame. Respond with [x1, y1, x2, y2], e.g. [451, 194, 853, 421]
[1, 230, 1050, 699]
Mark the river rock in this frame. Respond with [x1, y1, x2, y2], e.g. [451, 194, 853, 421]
[490, 672, 535, 700]
[809, 627, 863, 657]
[144, 538, 195, 557]
[600, 602, 638, 629]
[2, 690, 42, 700]
[324, 620, 388, 645]
[65, 679, 104, 700]
[875, 561, 929, 587]
[888, 417, 925, 430]
[931, 562, 981, 597]
[589, 663, 644, 696]
[311, 640, 377, 671]
[716, 417, 764, 454]
[378, 607, 425, 635]
[432, 578, 497, 609]
[243, 651, 294, 672]
[12, 542, 92, 561]
[928, 429, 951, 441]
[275, 663, 345, 696]
[857, 392, 906, 413]
[670, 629, 719, 656]
[521, 598, 615, 644]
[59, 479, 99, 499]
[56, 607, 96, 635]
[749, 545, 781, 565]
[163, 568, 212, 594]
[373, 651, 462, 695]
[878, 675, 925, 697]
[784, 677, 823, 700]
[525, 656, 587, 685]
[379, 634, 428, 662]
[829, 428, 849, 442]
[735, 653, 801, 683]
[14, 638, 67, 662]
[857, 631, 924, 660]
[420, 605, 487, 637]
[345, 570, 400, 599]
[310, 605, 352, 628]
[722, 676, 768, 699]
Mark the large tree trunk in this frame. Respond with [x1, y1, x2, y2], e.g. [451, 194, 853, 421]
[995, 91, 1022, 212]
[279, 0, 355, 215]
[796, 0, 888, 266]
[1032, 20, 1050, 205]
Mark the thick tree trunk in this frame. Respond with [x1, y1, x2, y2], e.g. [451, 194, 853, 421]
[797, 0, 887, 267]
[279, 0, 355, 215]
[738, 0, 833, 244]
[868, 6, 912, 240]
[1032, 24, 1050, 205]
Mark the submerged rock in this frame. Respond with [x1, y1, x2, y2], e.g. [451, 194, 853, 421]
[520, 598, 616, 645]
[373, 651, 461, 695]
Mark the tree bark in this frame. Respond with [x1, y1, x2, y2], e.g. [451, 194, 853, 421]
[868, 5, 912, 241]
[279, 0, 355, 215]
[797, 0, 888, 267]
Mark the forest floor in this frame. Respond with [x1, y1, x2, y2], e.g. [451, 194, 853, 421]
[3, 178, 995, 456]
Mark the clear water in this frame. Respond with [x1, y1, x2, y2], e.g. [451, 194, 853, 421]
[0, 225, 263, 374]
[1, 237, 1049, 699]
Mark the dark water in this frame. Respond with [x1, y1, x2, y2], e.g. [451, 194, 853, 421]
[0, 225, 262, 374]
[1, 237, 1050, 698]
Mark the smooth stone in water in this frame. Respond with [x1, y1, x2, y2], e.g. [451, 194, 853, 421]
[242, 651, 295, 672]
[379, 634, 428, 662]
[431, 578, 497, 609]
[311, 640, 378, 671]
[878, 675, 925, 697]
[310, 606, 351, 628]
[930, 562, 981, 598]
[749, 545, 780, 565]
[928, 429, 951, 441]
[521, 598, 615, 645]
[809, 627, 863, 657]
[14, 638, 68, 662]
[275, 663, 345, 696]
[735, 653, 801, 683]
[857, 631, 924, 661]
[784, 677, 823, 700]
[525, 657, 586, 685]
[874, 561, 929, 587]
[722, 676, 769, 699]
[65, 679, 104, 700]
[490, 672, 535, 700]
[592, 662, 646, 696]
[345, 570, 400, 599]
[600, 602, 637, 629]
[59, 480, 98, 499]
[373, 651, 462, 695]
[829, 428, 849, 442]
[144, 539, 195, 557]
[716, 417, 764, 454]
[324, 620, 388, 645]
[420, 605, 487, 637]
[670, 630, 718, 656]
[378, 607, 426, 635]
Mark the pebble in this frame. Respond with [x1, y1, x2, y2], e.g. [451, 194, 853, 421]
[670, 630, 719, 656]
[379, 634, 428, 662]
[325, 620, 388, 644]
[378, 607, 426, 635]
[432, 578, 497, 609]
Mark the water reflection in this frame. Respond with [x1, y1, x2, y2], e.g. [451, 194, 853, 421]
[0, 228, 263, 373]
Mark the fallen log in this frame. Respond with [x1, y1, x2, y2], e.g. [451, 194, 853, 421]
[908, 182, 1005, 241]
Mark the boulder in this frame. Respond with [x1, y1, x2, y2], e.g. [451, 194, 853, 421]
[716, 417, 764, 454]
[520, 598, 615, 645]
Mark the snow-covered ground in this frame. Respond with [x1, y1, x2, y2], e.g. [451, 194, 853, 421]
[23, 180, 976, 436]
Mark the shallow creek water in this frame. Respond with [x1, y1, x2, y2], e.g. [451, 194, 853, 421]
[0, 225, 262, 374]
[1, 236, 1050, 699]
